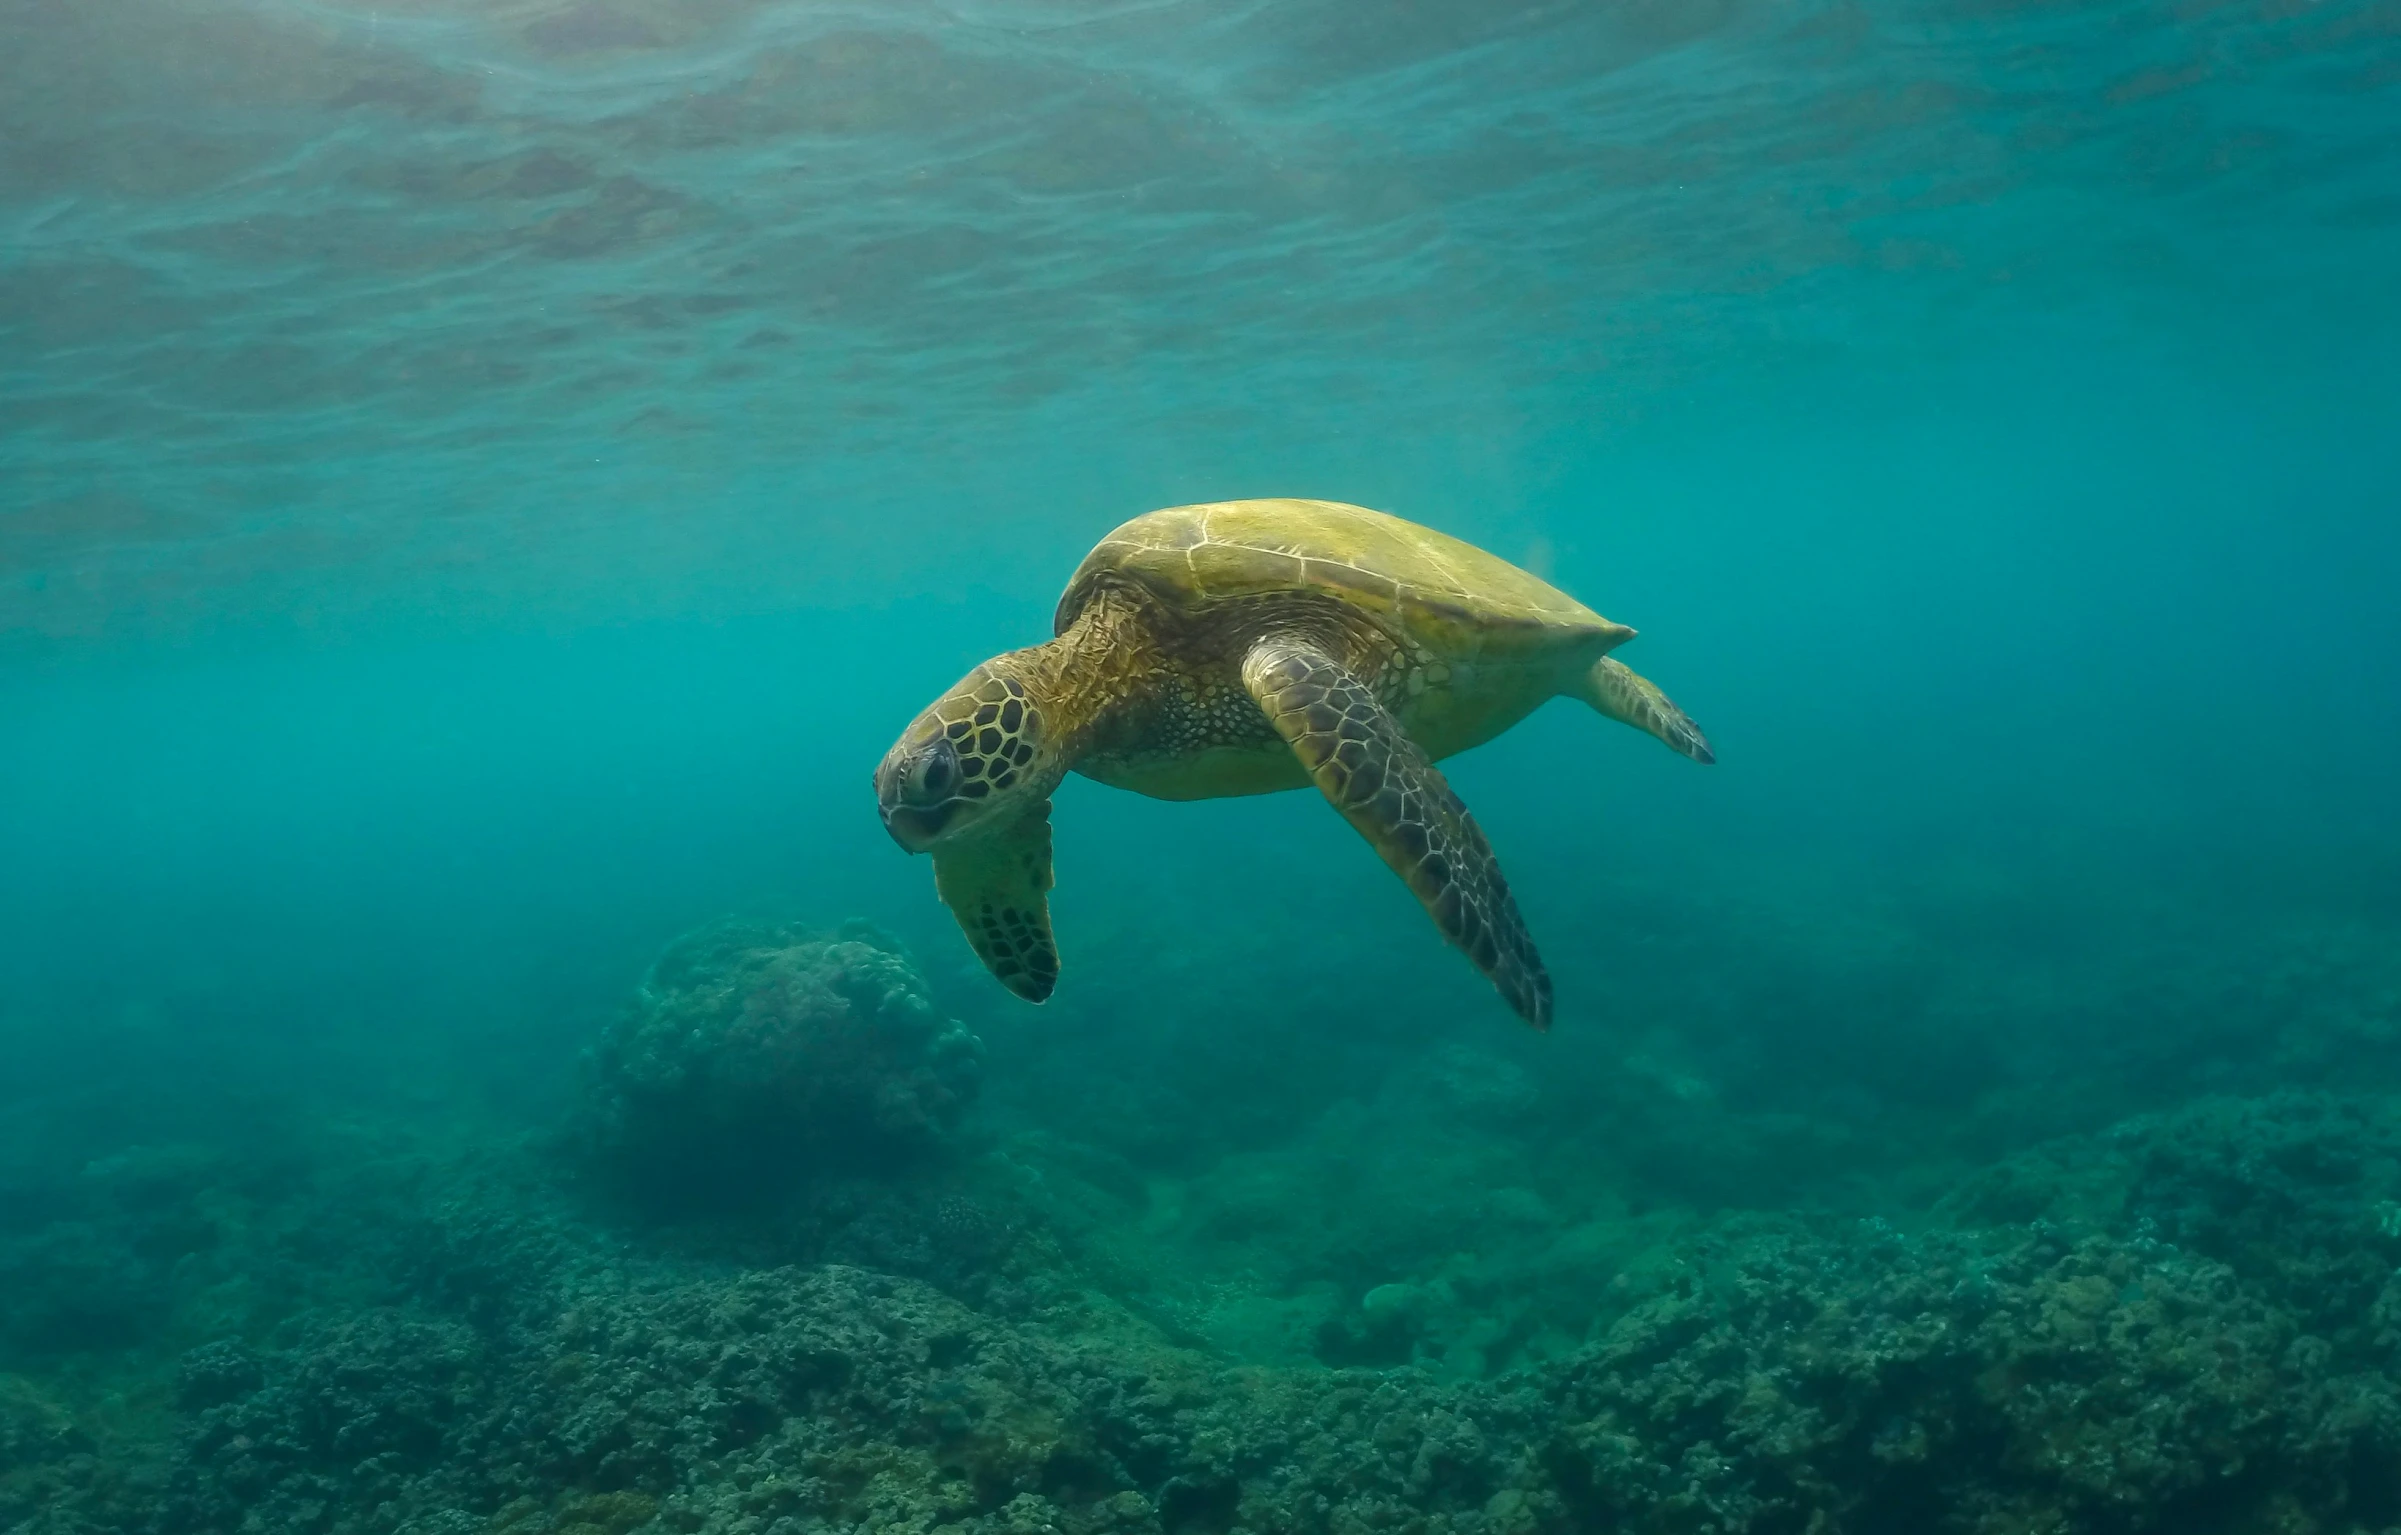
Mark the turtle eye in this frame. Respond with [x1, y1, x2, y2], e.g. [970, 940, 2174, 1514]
[905, 738, 960, 805]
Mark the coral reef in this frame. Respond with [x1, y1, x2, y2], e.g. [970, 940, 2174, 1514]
[11, 893, 2401, 1535]
[578, 922, 983, 1201]
[7, 1088, 2401, 1534]
[1551, 1218, 2398, 1533]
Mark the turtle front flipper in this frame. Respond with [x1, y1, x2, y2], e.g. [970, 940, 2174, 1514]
[933, 805, 1060, 1002]
[1240, 635, 1553, 1029]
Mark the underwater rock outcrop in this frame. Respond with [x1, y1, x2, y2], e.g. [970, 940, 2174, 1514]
[578, 921, 983, 1199]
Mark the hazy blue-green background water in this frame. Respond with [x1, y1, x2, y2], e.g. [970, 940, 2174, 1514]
[8, 0, 2399, 1103]
[4, 1, 2401, 1528]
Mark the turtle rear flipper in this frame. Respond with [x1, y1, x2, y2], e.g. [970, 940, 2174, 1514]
[1240, 634, 1553, 1029]
[933, 806, 1060, 1002]
[1579, 656, 1714, 765]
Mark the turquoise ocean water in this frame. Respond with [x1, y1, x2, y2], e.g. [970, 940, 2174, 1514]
[4, 3, 2401, 1531]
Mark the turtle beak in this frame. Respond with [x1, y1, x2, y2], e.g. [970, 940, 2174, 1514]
[873, 759, 923, 852]
[874, 736, 955, 853]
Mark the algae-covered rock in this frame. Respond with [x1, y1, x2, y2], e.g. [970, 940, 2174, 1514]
[0, 1374, 86, 1474]
[1547, 1208, 2401, 1534]
[18, 1084, 2401, 1535]
[580, 920, 983, 1196]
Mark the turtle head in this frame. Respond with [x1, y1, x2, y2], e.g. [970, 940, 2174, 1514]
[876, 661, 1051, 853]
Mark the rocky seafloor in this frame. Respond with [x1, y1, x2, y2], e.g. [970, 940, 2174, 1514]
[8, 906, 2401, 1535]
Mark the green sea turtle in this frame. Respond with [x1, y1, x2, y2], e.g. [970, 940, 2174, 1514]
[873, 498, 1713, 1028]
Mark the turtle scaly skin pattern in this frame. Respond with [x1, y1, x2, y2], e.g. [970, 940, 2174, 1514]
[874, 499, 1713, 1029]
[1240, 632, 1552, 1023]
